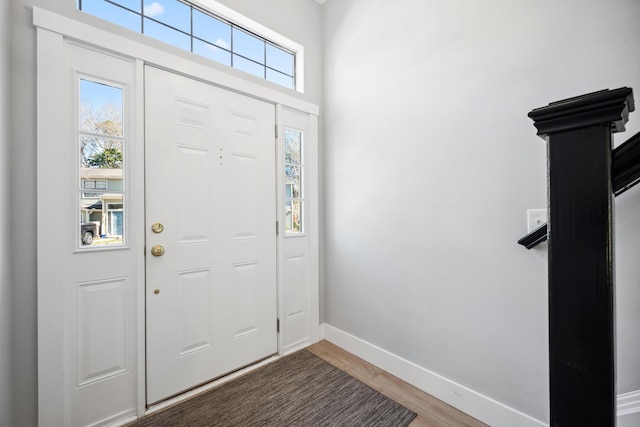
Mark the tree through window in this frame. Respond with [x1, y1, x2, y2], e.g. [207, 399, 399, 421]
[285, 129, 303, 233]
[78, 78, 126, 247]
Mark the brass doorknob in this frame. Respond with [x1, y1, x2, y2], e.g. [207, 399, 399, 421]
[151, 222, 164, 233]
[154, 289, 160, 294]
[151, 245, 165, 257]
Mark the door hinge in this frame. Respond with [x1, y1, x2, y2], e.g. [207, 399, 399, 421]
[277, 318, 280, 333]
[275, 124, 278, 139]
[276, 221, 279, 236]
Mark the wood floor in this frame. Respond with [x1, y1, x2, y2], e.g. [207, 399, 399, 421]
[307, 340, 488, 427]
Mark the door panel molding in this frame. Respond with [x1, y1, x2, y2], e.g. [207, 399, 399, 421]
[144, 66, 277, 404]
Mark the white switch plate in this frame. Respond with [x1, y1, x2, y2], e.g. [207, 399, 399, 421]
[527, 209, 547, 232]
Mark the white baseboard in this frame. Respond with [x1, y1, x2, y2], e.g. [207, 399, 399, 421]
[320, 323, 640, 426]
[321, 323, 546, 427]
[618, 390, 640, 417]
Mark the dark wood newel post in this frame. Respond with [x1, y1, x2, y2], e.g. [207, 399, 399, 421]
[528, 88, 634, 427]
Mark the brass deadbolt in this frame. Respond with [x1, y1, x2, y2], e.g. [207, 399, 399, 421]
[151, 245, 165, 257]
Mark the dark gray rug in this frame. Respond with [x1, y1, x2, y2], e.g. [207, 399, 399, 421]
[130, 349, 417, 426]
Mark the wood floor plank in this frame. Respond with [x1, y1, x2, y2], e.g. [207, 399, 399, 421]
[307, 340, 488, 427]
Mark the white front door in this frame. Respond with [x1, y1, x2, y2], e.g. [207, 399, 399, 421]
[144, 66, 277, 404]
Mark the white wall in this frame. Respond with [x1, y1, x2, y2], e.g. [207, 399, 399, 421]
[0, 0, 13, 425]
[9, 0, 322, 425]
[322, 0, 640, 423]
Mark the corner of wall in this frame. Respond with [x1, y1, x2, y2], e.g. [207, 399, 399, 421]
[9, 1, 38, 426]
[0, 0, 13, 424]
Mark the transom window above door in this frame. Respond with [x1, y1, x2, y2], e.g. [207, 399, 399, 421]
[77, 0, 299, 90]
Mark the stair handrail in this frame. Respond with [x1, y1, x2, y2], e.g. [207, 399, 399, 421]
[517, 129, 640, 249]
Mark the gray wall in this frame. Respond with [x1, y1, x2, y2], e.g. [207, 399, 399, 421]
[1, 0, 13, 425]
[8, 0, 322, 425]
[322, 0, 640, 423]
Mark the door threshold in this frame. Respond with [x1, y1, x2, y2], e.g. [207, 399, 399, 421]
[144, 354, 280, 415]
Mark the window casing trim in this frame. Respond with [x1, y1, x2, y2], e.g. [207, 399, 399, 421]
[33, 8, 317, 115]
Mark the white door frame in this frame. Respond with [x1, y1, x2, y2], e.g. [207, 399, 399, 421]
[34, 7, 319, 425]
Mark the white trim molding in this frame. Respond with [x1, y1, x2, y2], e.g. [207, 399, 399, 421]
[321, 323, 640, 426]
[321, 323, 547, 427]
[32, 7, 318, 116]
[33, 6, 320, 425]
[618, 390, 640, 417]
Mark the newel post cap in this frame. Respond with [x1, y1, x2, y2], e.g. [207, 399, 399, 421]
[528, 87, 635, 138]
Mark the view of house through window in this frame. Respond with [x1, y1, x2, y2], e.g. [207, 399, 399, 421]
[77, 0, 296, 89]
[285, 129, 303, 233]
[79, 78, 125, 247]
